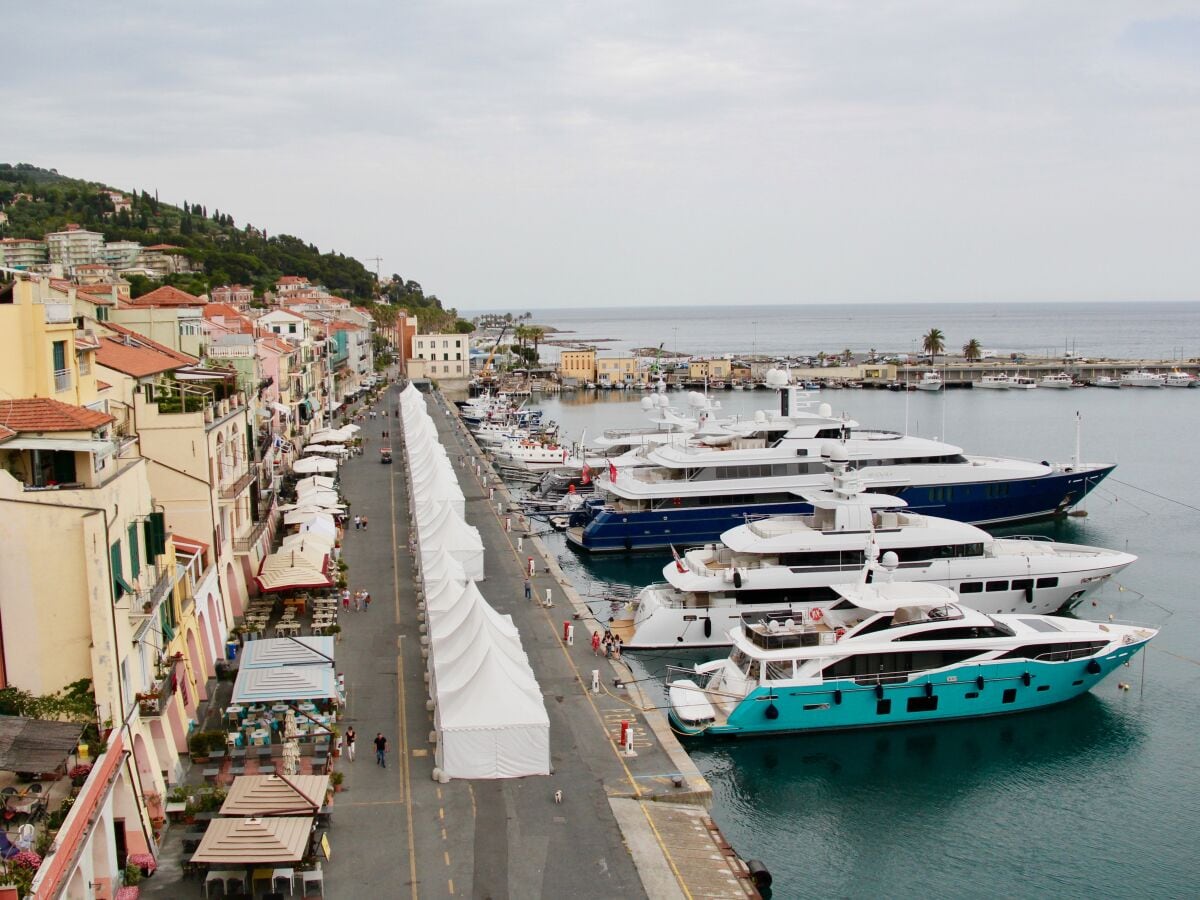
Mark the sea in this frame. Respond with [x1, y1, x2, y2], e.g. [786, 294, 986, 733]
[465, 300, 1200, 363]
[474, 302, 1200, 899]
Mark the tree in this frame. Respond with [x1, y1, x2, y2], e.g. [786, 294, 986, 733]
[922, 328, 946, 364]
[842, 348, 853, 365]
[963, 338, 982, 361]
[529, 327, 545, 363]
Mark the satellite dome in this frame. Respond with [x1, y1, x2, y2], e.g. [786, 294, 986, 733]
[764, 368, 791, 389]
[818, 402, 832, 418]
[640, 396, 654, 410]
[881, 551, 899, 569]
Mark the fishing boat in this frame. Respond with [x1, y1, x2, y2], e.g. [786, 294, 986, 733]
[1120, 370, 1165, 388]
[1093, 376, 1121, 389]
[566, 392, 1115, 553]
[914, 371, 944, 392]
[1040, 373, 1075, 389]
[665, 579, 1156, 737]
[1165, 371, 1197, 388]
[624, 458, 1136, 648]
[975, 373, 1011, 389]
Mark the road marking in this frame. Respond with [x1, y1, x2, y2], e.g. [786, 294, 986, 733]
[448, 879, 455, 895]
[443, 851, 450, 867]
[438, 807, 444, 821]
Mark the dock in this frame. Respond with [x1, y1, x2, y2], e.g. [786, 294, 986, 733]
[321, 378, 761, 898]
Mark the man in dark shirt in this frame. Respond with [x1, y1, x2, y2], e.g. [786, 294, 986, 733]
[374, 732, 388, 767]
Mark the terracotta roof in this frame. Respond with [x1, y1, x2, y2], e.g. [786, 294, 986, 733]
[100, 322, 197, 363]
[258, 335, 296, 354]
[130, 285, 204, 307]
[203, 303, 253, 326]
[0, 423, 15, 443]
[96, 336, 190, 377]
[0, 397, 114, 433]
[143, 243, 183, 252]
[277, 276, 309, 285]
[96, 380, 113, 390]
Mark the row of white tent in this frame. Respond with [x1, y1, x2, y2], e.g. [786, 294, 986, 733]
[398, 383, 550, 780]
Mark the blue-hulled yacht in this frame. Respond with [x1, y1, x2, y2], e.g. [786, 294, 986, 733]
[666, 580, 1155, 738]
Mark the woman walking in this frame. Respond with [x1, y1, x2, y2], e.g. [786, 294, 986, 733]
[345, 726, 357, 761]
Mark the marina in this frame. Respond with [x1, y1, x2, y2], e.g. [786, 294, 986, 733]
[459, 376, 1198, 898]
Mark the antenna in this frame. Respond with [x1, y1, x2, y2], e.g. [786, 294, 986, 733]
[363, 256, 383, 281]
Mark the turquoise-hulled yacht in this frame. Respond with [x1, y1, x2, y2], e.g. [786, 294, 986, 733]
[667, 580, 1155, 738]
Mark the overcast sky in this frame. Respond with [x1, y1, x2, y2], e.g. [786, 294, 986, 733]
[5, 2, 1198, 308]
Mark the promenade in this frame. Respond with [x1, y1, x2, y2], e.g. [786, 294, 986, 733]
[331, 379, 752, 899]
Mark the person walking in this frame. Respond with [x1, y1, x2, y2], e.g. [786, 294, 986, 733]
[591, 630, 602, 656]
[374, 732, 388, 767]
[345, 726, 357, 761]
[361, 515, 369, 530]
[342, 589, 351, 611]
[364, 590, 372, 611]
[603, 632, 613, 658]
[354, 515, 361, 530]
[613, 636, 623, 661]
[524, 578, 532, 601]
[354, 591, 363, 612]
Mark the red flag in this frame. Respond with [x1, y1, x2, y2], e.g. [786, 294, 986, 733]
[608, 460, 618, 483]
[581, 462, 592, 485]
[670, 544, 686, 574]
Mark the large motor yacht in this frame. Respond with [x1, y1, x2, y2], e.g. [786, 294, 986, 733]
[666, 580, 1156, 737]
[624, 460, 1136, 648]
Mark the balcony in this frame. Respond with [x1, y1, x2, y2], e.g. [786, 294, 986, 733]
[233, 517, 271, 554]
[127, 565, 175, 630]
[219, 468, 256, 500]
[136, 656, 182, 717]
[54, 368, 72, 393]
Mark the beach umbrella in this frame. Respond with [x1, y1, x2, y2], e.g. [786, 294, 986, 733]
[292, 456, 338, 474]
[281, 740, 300, 776]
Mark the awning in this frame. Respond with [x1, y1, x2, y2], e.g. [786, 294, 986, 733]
[220, 775, 330, 817]
[0, 437, 115, 453]
[0, 716, 85, 772]
[231, 665, 338, 704]
[291, 456, 337, 474]
[190, 815, 314, 865]
[239, 637, 335, 669]
[171, 535, 209, 558]
[270, 402, 292, 416]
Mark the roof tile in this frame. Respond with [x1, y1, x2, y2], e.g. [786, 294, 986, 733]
[0, 398, 114, 433]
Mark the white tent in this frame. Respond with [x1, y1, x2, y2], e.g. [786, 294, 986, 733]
[417, 509, 484, 580]
[298, 516, 339, 542]
[292, 456, 338, 474]
[434, 645, 550, 779]
[428, 581, 516, 642]
[419, 550, 468, 595]
[295, 475, 338, 492]
[429, 592, 529, 694]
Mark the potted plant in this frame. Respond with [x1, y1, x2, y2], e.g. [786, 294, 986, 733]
[124, 862, 143, 887]
[189, 731, 212, 763]
[69, 762, 93, 787]
[129, 852, 157, 879]
[329, 771, 345, 793]
[329, 725, 342, 757]
[327, 624, 342, 643]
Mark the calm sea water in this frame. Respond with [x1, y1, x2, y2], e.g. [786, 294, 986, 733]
[516, 384, 1200, 899]
[464, 301, 1200, 362]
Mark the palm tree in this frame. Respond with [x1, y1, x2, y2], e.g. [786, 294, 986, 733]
[513, 325, 531, 351]
[529, 326, 545, 363]
[962, 338, 982, 362]
[922, 328, 946, 364]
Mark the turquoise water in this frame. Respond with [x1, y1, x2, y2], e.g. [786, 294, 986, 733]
[522, 385, 1200, 898]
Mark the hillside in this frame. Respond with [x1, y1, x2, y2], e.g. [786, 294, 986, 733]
[0, 163, 456, 327]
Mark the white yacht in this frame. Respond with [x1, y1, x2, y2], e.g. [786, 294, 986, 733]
[1094, 376, 1122, 389]
[1120, 370, 1165, 388]
[915, 371, 944, 392]
[976, 373, 1011, 389]
[1009, 375, 1038, 390]
[1165, 371, 1197, 388]
[1040, 373, 1075, 389]
[623, 459, 1136, 648]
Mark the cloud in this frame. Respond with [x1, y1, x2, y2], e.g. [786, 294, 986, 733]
[4, 1, 1199, 305]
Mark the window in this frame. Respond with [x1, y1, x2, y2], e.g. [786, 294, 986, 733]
[876, 699, 892, 715]
[1035, 577, 1059, 588]
[1002, 688, 1017, 704]
[288, 324, 297, 334]
[1036, 685, 1050, 692]
[1011, 578, 1033, 590]
[959, 582, 983, 594]
[128, 522, 141, 581]
[985, 580, 1009, 592]
[906, 695, 939, 713]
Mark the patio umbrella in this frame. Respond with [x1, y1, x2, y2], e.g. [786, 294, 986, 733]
[292, 456, 338, 474]
[281, 740, 300, 776]
[190, 816, 314, 865]
[295, 475, 338, 492]
[284, 710, 299, 740]
[303, 444, 345, 455]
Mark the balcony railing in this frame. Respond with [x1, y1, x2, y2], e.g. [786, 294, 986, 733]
[54, 369, 72, 392]
[136, 657, 181, 717]
[233, 517, 271, 553]
[128, 565, 175, 628]
[219, 468, 256, 499]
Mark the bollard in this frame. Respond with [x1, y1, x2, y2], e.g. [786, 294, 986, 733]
[517, 536, 524, 552]
[592, 670, 600, 693]
[619, 720, 630, 747]
[497, 501, 503, 514]
[489, 487, 495, 500]
[566, 624, 575, 646]
[505, 516, 511, 533]
[528, 557, 535, 577]
[544, 587, 553, 608]
[562, 621, 571, 641]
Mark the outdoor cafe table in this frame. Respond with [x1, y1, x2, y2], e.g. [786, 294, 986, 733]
[249, 729, 271, 746]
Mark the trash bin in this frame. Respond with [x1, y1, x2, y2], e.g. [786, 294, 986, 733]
[226, 641, 239, 661]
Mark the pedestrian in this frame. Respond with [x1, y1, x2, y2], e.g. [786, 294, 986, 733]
[364, 590, 372, 610]
[603, 632, 613, 658]
[345, 726, 357, 761]
[354, 591, 363, 612]
[374, 732, 388, 767]
[613, 636, 623, 661]
[361, 515, 369, 529]
[591, 630, 601, 656]
[354, 515, 361, 530]
[524, 578, 532, 601]
[342, 589, 350, 611]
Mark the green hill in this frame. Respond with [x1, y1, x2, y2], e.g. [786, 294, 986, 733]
[0, 163, 456, 327]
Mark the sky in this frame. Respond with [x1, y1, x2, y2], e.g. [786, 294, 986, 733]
[4, 2, 1199, 309]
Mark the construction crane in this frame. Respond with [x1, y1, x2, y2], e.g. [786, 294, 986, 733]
[362, 256, 383, 282]
[479, 323, 509, 384]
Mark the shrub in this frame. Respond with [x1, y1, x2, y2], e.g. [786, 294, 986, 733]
[11, 850, 42, 870]
[128, 852, 157, 875]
